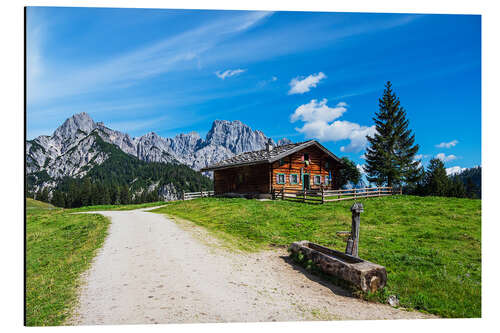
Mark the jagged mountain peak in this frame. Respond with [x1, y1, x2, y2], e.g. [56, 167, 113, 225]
[52, 112, 97, 141]
[277, 138, 292, 146]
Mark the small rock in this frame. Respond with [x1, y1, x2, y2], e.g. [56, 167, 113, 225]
[388, 295, 399, 307]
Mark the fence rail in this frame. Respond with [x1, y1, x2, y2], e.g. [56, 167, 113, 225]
[273, 186, 401, 204]
[182, 190, 214, 200]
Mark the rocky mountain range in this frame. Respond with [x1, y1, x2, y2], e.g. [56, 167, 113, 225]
[26, 112, 292, 183]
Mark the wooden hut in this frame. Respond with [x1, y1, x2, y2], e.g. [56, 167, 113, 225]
[200, 140, 344, 198]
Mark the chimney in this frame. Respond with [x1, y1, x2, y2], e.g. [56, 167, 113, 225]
[266, 138, 273, 152]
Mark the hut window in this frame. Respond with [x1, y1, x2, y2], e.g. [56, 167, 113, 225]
[277, 173, 286, 184]
[290, 174, 299, 184]
[314, 175, 321, 185]
[279, 158, 286, 166]
[324, 176, 330, 185]
[303, 153, 310, 161]
[325, 161, 329, 168]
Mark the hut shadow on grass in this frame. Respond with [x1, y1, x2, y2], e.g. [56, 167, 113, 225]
[278, 255, 353, 298]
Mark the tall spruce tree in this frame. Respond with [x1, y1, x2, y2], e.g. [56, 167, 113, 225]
[423, 158, 450, 196]
[364, 81, 421, 187]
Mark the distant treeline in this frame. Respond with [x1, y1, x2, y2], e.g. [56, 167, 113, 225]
[406, 161, 481, 199]
[27, 135, 213, 208]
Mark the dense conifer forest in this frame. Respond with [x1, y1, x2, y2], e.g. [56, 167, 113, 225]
[26, 134, 213, 208]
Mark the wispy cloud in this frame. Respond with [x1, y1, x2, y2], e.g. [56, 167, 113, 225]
[436, 140, 459, 148]
[288, 72, 326, 95]
[215, 69, 246, 80]
[27, 11, 273, 105]
[290, 99, 375, 152]
[436, 153, 457, 162]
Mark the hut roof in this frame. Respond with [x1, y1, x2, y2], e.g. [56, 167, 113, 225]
[200, 140, 342, 172]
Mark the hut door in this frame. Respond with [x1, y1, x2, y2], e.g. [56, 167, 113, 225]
[303, 174, 310, 190]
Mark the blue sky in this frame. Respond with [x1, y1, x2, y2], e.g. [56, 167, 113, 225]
[26, 7, 481, 175]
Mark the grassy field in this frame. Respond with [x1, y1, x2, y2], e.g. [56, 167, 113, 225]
[26, 199, 110, 326]
[153, 195, 481, 318]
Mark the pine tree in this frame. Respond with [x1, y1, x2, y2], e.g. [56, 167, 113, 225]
[38, 187, 50, 202]
[465, 178, 479, 199]
[364, 81, 421, 187]
[81, 178, 92, 207]
[448, 178, 466, 198]
[119, 185, 130, 205]
[336, 157, 361, 188]
[51, 190, 65, 207]
[102, 187, 111, 205]
[423, 158, 450, 196]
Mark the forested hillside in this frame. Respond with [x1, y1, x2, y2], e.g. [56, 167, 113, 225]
[27, 133, 213, 208]
[450, 166, 481, 198]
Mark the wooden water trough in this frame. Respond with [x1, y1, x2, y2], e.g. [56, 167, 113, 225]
[289, 240, 387, 292]
[289, 202, 387, 292]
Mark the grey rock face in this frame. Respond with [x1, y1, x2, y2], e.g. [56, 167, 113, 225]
[277, 138, 292, 146]
[26, 113, 293, 186]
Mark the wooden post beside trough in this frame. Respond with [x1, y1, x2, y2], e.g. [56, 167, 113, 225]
[346, 202, 363, 257]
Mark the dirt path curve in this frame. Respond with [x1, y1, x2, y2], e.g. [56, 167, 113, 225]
[69, 208, 432, 325]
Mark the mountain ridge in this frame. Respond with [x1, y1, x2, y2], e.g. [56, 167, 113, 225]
[27, 112, 292, 178]
[26, 113, 292, 200]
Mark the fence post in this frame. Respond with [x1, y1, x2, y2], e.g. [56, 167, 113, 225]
[346, 202, 363, 257]
[303, 189, 306, 203]
[378, 187, 381, 197]
[399, 187, 402, 195]
[321, 187, 324, 204]
[282, 188, 285, 200]
[182, 191, 185, 201]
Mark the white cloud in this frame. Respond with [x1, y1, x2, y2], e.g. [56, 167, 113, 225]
[446, 166, 466, 176]
[436, 140, 459, 148]
[288, 72, 326, 95]
[414, 154, 429, 160]
[291, 99, 347, 123]
[436, 153, 457, 162]
[215, 69, 246, 79]
[290, 99, 375, 152]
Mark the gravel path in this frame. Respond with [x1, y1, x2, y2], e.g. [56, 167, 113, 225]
[68, 208, 432, 325]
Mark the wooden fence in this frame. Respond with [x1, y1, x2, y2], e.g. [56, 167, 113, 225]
[273, 186, 401, 204]
[182, 190, 215, 200]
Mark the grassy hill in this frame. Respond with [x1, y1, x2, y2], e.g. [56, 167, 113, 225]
[25, 199, 111, 326]
[153, 195, 481, 318]
[26, 198, 56, 210]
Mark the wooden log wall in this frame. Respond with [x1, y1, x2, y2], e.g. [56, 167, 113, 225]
[213, 163, 270, 194]
[271, 145, 341, 192]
